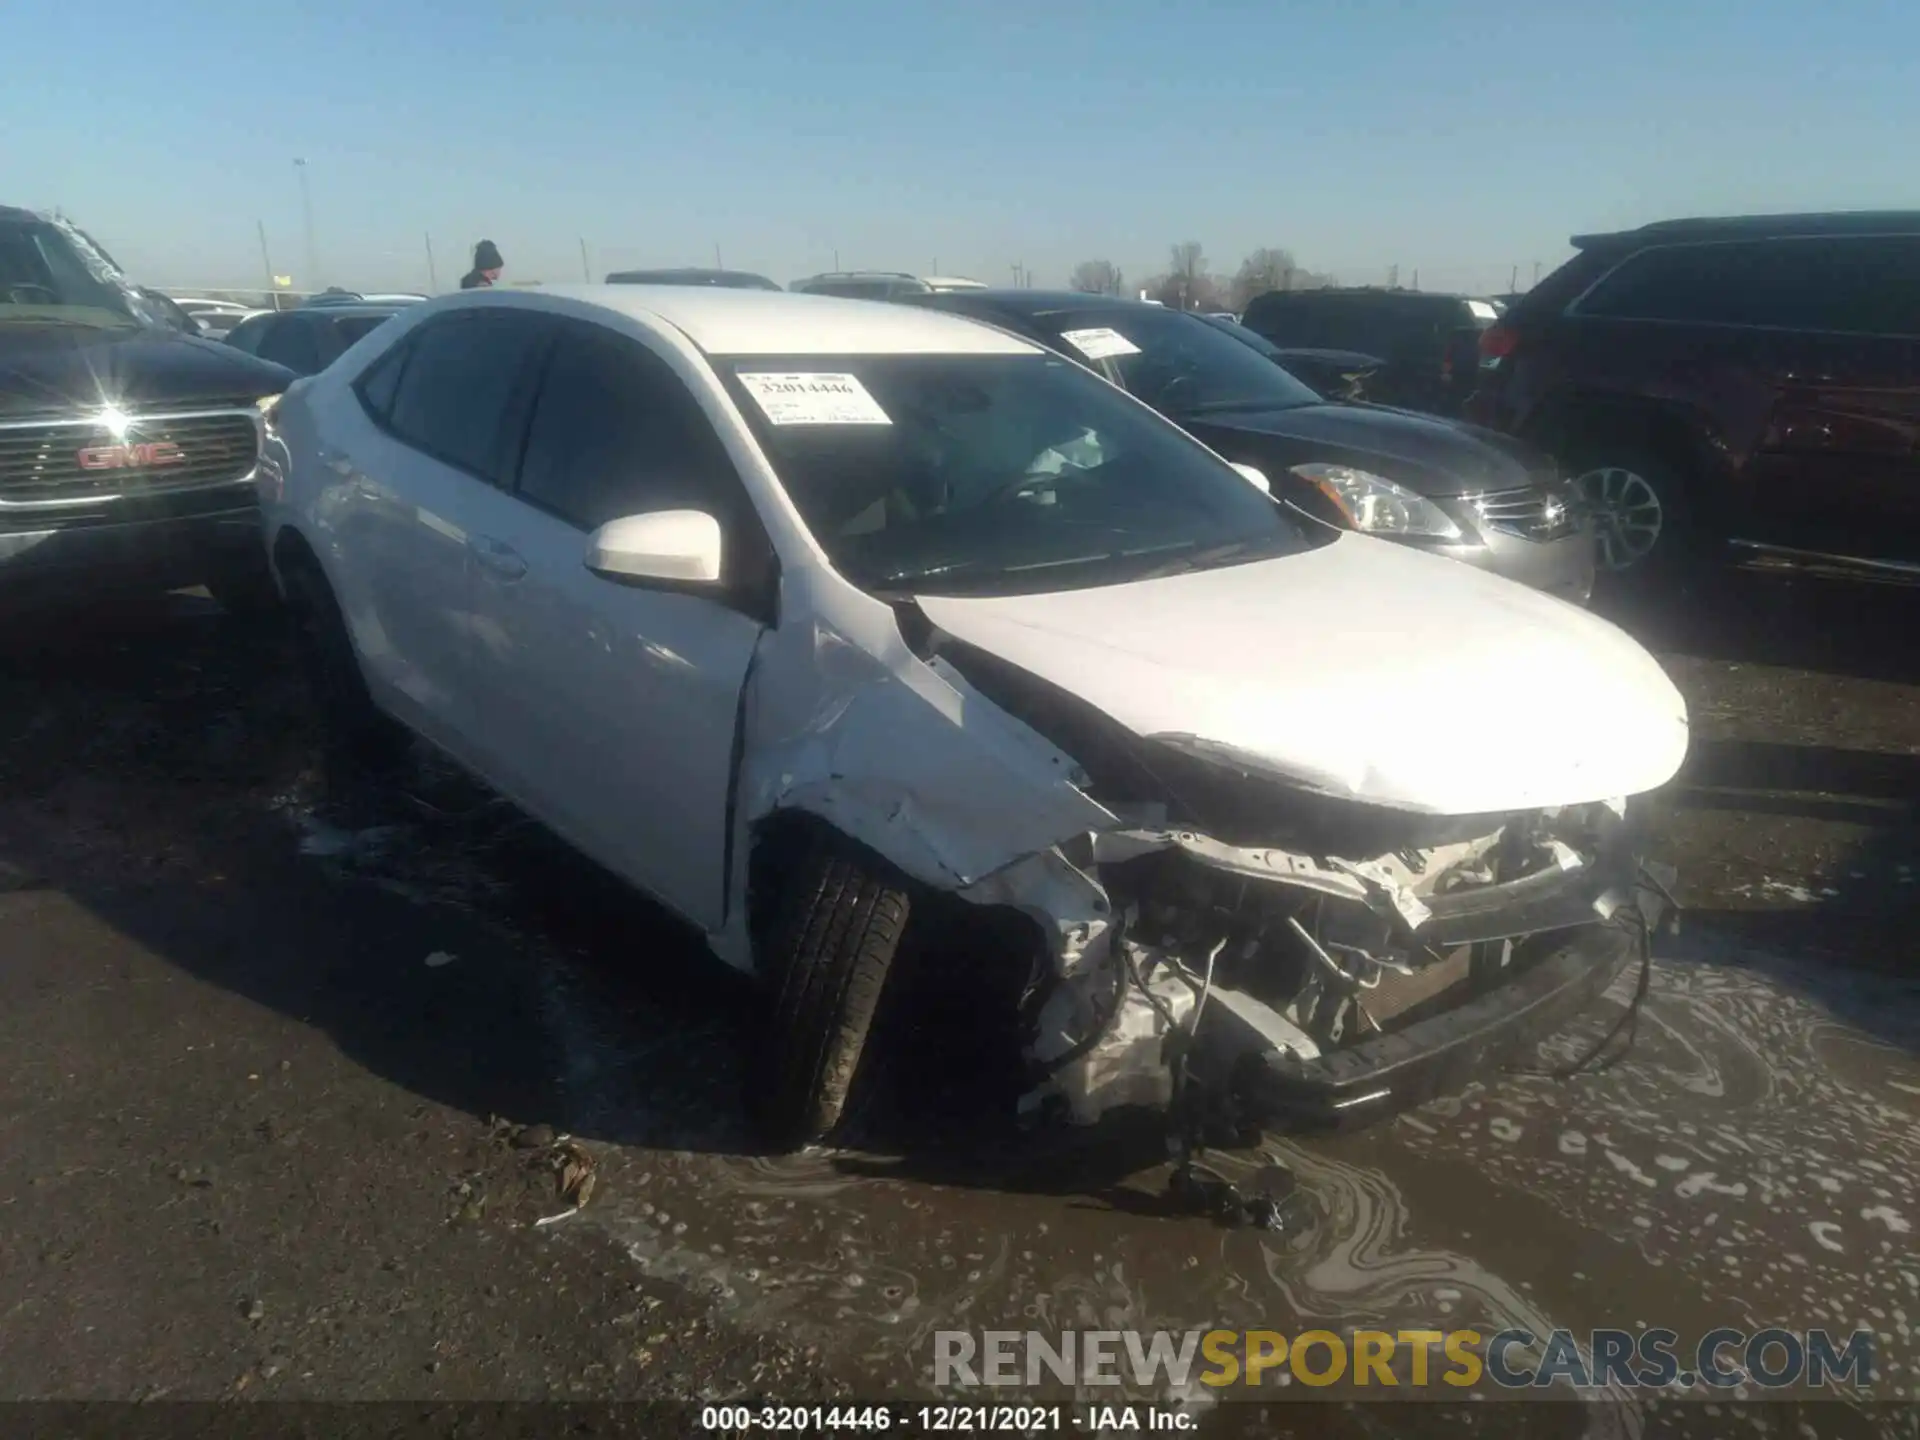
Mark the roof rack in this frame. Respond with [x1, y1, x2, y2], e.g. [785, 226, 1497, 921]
[1573, 210, 1920, 248]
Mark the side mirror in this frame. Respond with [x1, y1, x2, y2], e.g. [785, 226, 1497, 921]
[585, 509, 723, 585]
[1230, 462, 1271, 495]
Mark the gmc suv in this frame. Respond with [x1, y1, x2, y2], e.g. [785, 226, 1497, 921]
[1467, 212, 1920, 582]
[1, 206, 295, 612]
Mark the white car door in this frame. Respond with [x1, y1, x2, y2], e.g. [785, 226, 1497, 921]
[458, 316, 775, 932]
[317, 308, 554, 755]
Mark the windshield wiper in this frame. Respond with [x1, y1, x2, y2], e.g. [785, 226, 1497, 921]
[871, 539, 1202, 592]
[1130, 539, 1275, 579]
[1177, 399, 1302, 416]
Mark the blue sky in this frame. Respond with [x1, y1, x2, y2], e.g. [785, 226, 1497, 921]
[7, 0, 1914, 295]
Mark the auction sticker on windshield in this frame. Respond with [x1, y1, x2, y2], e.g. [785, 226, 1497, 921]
[737, 372, 892, 426]
[1058, 328, 1142, 361]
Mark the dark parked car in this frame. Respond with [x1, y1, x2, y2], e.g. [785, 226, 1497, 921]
[224, 304, 409, 377]
[605, 267, 781, 290]
[1466, 211, 1920, 581]
[136, 287, 204, 336]
[900, 289, 1593, 602]
[1193, 313, 1384, 402]
[1, 206, 296, 613]
[1241, 288, 1504, 417]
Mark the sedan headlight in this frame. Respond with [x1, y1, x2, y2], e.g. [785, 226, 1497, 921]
[1290, 462, 1463, 540]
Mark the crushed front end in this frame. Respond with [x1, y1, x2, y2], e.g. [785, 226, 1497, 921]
[933, 653, 1679, 1139]
[1040, 799, 1671, 1138]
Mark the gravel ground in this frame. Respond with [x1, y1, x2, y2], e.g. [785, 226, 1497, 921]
[1, 575, 1915, 1438]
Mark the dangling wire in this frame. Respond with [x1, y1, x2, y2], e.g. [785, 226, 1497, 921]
[1508, 865, 1679, 1080]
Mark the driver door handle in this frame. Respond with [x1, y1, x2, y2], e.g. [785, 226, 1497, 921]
[469, 536, 527, 582]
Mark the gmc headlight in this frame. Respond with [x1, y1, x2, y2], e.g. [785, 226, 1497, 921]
[1291, 462, 1462, 540]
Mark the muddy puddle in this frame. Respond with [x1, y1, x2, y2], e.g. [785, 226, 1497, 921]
[289, 788, 1920, 1431]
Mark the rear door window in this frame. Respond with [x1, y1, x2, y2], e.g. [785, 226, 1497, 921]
[384, 311, 554, 483]
[330, 314, 397, 349]
[225, 315, 271, 354]
[255, 317, 326, 374]
[1576, 237, 1920, 335]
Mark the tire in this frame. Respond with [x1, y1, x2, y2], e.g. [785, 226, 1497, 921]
[1564, 444, 1698, 585]
[280, 555, 409, 782]
[750, 834, 913, 1151]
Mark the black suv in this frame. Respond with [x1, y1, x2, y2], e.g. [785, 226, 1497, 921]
[1, 207, 295, 612]
[1240, 288, 1504, 416]
[225, 303, 410, 376]
[1466, 212, 1920, 581]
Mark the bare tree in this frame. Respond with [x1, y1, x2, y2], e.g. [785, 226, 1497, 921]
[1158, 240, 1212, 310]
[1069, 259, 1125, 295]
[1231, 247, 1302, 309]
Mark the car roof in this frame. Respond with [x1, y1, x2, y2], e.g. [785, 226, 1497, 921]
[1572, 210, 1920, 249]
[795, 270, 921, 282]
[605, 267, 777, 285]
[1249, 287, 1492, 305]
[464, 284, 1041, 356]
[914, 288, 1159, 316]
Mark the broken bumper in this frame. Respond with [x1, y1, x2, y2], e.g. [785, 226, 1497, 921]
[1240, 868, 1669, 1130]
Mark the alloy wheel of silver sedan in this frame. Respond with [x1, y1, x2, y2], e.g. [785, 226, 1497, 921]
[1575, 466, 1665, 572]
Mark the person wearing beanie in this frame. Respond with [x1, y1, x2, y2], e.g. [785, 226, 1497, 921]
[460, 240, 504, 290]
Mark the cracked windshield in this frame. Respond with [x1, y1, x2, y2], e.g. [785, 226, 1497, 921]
[3, 0, 1917, 1436]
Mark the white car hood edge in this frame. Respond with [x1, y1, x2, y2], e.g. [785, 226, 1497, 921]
[916, 534, 1690, 817]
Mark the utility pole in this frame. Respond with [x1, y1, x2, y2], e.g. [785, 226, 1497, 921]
[714, 242, 723, 268]
[256, 220, 277, 309]
[293, 158, 318, 291]
[1411, 268, 1419, 291]
[579, 237, 592, 281]
[1532, 261, 1541, 287]
[1388, 263, 1399, 289]
[1509, 263, 1518, 293]
[425, 233, 438, 294]
[833, 249, 840, 270]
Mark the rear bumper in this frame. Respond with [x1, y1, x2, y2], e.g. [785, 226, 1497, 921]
[1241, 872, 1667, 1130]
[0, 498, 265, 606]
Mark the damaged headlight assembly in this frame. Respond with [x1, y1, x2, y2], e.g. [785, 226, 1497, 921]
[1291, 462, 1462, 540]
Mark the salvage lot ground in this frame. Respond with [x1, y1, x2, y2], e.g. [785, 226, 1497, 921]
[2, 573, 1917, 1435]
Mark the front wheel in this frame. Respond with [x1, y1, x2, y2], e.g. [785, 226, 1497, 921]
[1567, 449, 1694, 580]
[281, 556, 409, 785]
[749, 834, 913, 1151]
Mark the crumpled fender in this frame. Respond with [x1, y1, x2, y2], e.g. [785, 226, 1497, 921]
[709, 568, 1116, 970]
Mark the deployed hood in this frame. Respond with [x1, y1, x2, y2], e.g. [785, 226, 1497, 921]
[0, 325, 294, 420]
[1186, 401, 1549, 497]
[916, 533, 1688, 816]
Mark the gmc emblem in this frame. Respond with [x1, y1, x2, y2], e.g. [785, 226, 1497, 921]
[76, 440, 187, 471]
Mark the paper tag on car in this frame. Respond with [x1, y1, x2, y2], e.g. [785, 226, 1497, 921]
[736, 372, 892, 426]
[1058, 327, 1142, 361]
[1467, 300, 1500, 321]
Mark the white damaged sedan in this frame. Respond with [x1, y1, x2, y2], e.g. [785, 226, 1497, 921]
[259, 285, 1688, 1151]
